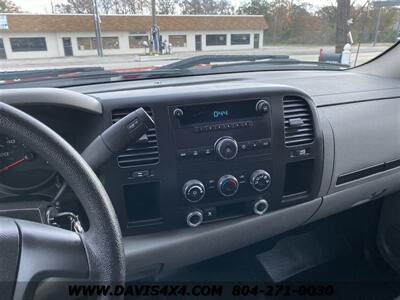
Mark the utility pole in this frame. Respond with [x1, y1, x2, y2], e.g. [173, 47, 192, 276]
[335, 0, 351, 53]
[50, 0, 55, 14]
[92, 0, 103, 57]
[150, 0, 160, 54]
[373, 5, 382, 46]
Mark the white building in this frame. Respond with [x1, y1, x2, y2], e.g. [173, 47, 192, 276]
[0, 14, 267, 60]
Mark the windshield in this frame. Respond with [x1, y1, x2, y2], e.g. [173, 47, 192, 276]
[0, 0, 399, 86]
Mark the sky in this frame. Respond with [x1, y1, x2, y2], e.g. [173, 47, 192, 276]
[13, 0, 345, 14]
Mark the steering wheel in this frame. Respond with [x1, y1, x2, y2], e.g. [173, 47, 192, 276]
[0, 102, 125, 300]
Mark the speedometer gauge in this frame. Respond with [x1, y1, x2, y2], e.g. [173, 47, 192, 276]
[0, 135, 55, 191]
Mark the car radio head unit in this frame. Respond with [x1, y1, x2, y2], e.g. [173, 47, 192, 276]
[176, 99, 267, 126]
[170, 99, 271, 153]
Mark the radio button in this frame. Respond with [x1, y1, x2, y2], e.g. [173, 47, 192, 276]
[239, 142, 248, 151]
[238, 174, 246, 183]
[250, 141, 259, 149]
[256, 100, 270, 113]
[260, 139, 271, 148]
[177, 150, 188, 159]
[173, 108, 184, 118]
[202, 147, 214, 156]
[191, 149, 200, 157]
[207, 179, 216, 189]
[203, 207, 217, 220]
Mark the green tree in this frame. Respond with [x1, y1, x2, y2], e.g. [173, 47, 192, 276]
[316, 5, 336, 44]
[0, 0, 21, 13]
[158, 0, 177, 14]
[55, 0, 93, 14]
[375, 7, 400, 42]
[179, 0, 234, 15]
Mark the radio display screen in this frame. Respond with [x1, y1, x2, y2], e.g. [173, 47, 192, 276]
[179, 100, 258, 126]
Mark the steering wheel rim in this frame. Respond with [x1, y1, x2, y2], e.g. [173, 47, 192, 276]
[0, 101, 125, 299]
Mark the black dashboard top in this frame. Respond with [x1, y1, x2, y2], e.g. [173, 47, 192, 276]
[68, 69, 400, 107]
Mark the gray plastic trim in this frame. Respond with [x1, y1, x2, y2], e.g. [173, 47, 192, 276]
[0, 88, 102, 114]
[319, 98, 400, 194]
[124, 198, 322, 279]
[317, 109, 335, 197]
[354, 42, 400, 79]
[307, 168, 400, 223]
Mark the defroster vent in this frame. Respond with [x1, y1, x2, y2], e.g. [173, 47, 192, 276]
[283, 96, 314, 147]
[112, 107, 159, 167]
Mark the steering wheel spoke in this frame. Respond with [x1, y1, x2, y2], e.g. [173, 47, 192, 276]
[0, 217, 88, 300]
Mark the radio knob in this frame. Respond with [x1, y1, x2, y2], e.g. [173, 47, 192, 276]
[186, 210, 203, 228]
[182, 179, 205, 203]
[218, 175, 239, 197]
[256, 100, 269, 113]
[173, 108, 184, 118]
[214, 137, 238, 160]
[250, 170, 271, 192]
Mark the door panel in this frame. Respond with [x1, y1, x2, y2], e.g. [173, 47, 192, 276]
[62, 37, 73, 56]
[195, 35, 202, 51]
[254, 34, 260, 49]
[0, 38, 7, 59]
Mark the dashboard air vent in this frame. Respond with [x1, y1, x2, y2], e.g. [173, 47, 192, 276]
[283, 96, 314, 147]
[111, 107, 159, 167]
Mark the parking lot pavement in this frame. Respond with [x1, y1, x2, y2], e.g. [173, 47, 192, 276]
[0, 44, 392, 71]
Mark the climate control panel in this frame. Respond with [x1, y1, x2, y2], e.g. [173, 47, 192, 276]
[181, 169, 271, 203]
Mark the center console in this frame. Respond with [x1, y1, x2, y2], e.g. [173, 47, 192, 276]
[167, 92, 323, 229]
[102, 86, 324, 235]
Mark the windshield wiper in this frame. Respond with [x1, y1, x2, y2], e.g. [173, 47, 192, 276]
[159, 54, 290, 70]
[208, 58, 349, 70]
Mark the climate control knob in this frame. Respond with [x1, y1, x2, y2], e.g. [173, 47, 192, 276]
[214, 137, 238, 160]
[250, 170, 271, 192]
[218, 175, 239, 197]
[182, 179, 205, 203]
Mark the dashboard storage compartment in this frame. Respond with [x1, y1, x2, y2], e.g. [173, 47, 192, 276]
[124, 182, 161, 223]
[283, 159, 313, 201]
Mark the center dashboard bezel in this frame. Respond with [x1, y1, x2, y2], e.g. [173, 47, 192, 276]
[98, 85, 324, 236]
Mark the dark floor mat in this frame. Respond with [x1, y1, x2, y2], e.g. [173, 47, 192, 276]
[286, 254, 400, 300]
[255, 225, 351, 283]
